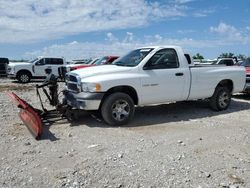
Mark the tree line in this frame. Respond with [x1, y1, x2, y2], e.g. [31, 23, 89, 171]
[193, 53, 247, 61]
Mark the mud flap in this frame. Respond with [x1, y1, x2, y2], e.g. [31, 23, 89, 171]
[7, 92, 43, 139]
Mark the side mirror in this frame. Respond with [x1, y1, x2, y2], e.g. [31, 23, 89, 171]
[35, 60, 45, 66]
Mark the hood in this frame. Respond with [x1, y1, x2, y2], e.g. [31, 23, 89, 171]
[9, 62, 31, 66]
[69, 65, 133, 79]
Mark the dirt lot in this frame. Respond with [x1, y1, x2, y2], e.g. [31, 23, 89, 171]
[0, 78, 249, 188]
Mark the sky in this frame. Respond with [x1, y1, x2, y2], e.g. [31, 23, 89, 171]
[0, 0, 249, 60]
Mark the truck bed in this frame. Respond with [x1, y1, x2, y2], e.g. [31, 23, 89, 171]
[188, 65, 246, 100]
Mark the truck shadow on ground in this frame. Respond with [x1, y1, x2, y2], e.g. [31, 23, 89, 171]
[69, 95, 250, 128]
[39, 111, 70, 141]
[233, 93, 250, 100]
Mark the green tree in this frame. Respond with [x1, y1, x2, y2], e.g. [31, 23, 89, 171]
[237, 54, 247, 61]
[219, 52, 234, 58]
[192, 53, 204, 61]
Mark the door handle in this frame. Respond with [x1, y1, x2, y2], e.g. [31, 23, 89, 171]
[175, 72, 184, 76]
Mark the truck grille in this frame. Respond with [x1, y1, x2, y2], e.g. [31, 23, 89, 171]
[67, 83, 79, 92]
[66, 75, 78, 82]
[66, 74, 80, 93]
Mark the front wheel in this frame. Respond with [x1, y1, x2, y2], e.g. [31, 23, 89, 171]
[101, 92, 135, 126]
[18, 72, 31, 83]
[209, 87, 231, 111]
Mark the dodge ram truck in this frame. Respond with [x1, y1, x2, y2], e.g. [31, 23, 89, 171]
[7, 56, 66, 83]
[64, 46, 246, 126]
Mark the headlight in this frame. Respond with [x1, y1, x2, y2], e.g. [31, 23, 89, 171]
[81, 82, 101, 92]
[7, 66, 15, 73]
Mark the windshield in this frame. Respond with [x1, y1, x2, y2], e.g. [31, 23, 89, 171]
[94, 57, 108, 65]
[28, 58, 38, 63]
[113, 48, 154, 67]
[87, 58, 98, 65]
[240, 58, 250, 67]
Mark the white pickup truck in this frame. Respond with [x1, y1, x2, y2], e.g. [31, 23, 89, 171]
[7, 56, 66, 83]
[64, 46, 245, 126]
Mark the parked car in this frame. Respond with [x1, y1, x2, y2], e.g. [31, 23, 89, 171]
[70, 58, 101, 71]
[212, 58, 236, 66]
[60, 56, 119, 78]
[7, 57, 66, 83]
[0, 57, 9, 77]
[193, 59, 217, 65]
[64, 46, 245, 126]
[71, 56, 119, 71]
[71, 59, 92, 65]
[58, 58, 100, 80]
[94, 56, 119, 65]
[240, 57, 250, 93]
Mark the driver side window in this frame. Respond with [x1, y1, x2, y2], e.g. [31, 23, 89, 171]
[145, 49, 179, 69]
[35, 59, 45, 66]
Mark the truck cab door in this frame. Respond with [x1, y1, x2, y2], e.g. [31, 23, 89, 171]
[45, 58, 63, 76]
[140, 48, 190, 105]
[34, 58, 46, 77]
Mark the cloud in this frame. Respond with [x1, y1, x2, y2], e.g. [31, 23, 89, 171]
[0, 0, 187, 43]
[210, 22, 250, 45]
[210, 22, 237, 34]
[24, 40, 137, 60]
[24, 32, 141, 59]
[177, 29, 196, 34]
[106, 32, 118, 43]
[123, 32, 135, 43]
[193, 9, 215, 17]
[24, 31, 241, 60]
[174, 0, 195, 4]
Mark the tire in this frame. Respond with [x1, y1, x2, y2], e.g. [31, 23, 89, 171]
[17, 72, 31, 83]
[101, 92, 135, 126]
[209, 86, 231, 111]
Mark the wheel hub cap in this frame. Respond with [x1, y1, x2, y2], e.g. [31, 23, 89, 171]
[219, 92, 229, 108]
[21, 75, 29, 82]
[112, 100, 130, 121]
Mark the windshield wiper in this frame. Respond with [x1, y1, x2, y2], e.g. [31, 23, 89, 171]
[114, 62, 126, 66]
[114, 62, 135, 67]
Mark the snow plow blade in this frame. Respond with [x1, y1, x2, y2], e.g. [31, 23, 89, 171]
[7, 92, 43, 140]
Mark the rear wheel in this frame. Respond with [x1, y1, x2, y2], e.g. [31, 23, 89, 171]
[18, 72, 31, 83]
[101, 92, 135, 126]
[209, 87, 231, 111]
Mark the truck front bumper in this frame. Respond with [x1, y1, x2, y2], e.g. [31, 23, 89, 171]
[7, 74, 16, 79]
[64, 90, 105, 110]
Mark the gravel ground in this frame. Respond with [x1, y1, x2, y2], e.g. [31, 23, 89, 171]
[0, 78, 249, 188]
